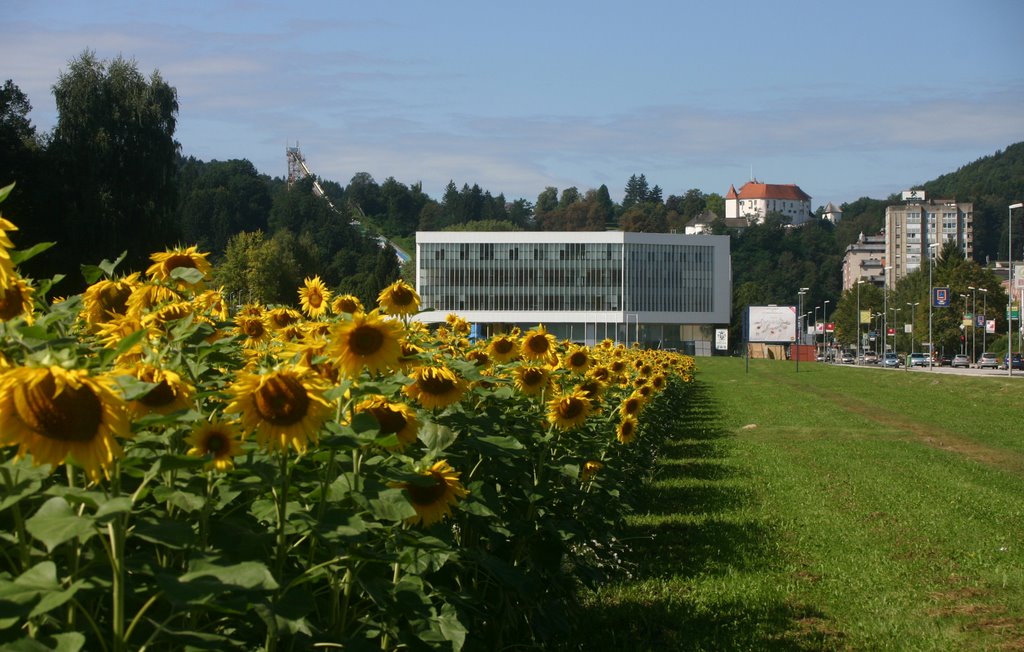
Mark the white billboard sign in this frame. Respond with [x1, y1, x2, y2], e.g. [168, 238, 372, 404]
[715, 328, 729, 350]
[747, 306, 797, 343]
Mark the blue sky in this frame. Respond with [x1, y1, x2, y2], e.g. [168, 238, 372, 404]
[4, 1, 1023, 208]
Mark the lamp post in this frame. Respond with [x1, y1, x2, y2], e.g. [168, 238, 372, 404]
[883, 265, 892, 355]
[959, 293, 969, 355]
[968, 285, 978, 362]
[856, 279, 865, 363]
[907, 302, 919, 356]
[1009, 203, 1023, 377]
[892, 307, 902, 355]
[797, 288, 809, 371]
[814, 306, 821, 353]
[824, 299, 831, 361]
[927, 242, 940, 368]
[980, 287, 988, 358]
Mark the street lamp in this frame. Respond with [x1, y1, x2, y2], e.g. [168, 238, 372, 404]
[968, 285, 978, 362]
[907, 302, 920, 356]
[1009, 203, 1022, 377]
[856, 279, 866, 363]
[797, 288, 809, 371]
[814, 306, 821, 351]
[928, 242, 940, 368]
[892, 307, 902, 354]
[824, 299, 831, 361]
[883, 265, 893, 355]
[959, 293, 969, 355]
[979, 287, 988, 357]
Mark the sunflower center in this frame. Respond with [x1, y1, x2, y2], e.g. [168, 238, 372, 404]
[370, 406, 406, 435]
[349, 324, 385, 356]
[164, 254, 198, 272]
[526, 335, 550, 354]
[418, 371, 456, 395]
[99, 284, 131, 316]
[569, 352, 588, 367]
[522, 368, 545, 386]
[624, 398, 640, 415]
[308, 290, 324, 307]
[254, 374, 310, 426]
[0, 285, 22, 320]
[406, 473, 448, 506]
[244, 320, 266, 338]
[14, 373, 102, 442]
[493, 339, 514, 354]
[560, 398, 585, 419]
[390, 287, 414, 306]
[336, 299, 360, 313]
[139, 379, 176, 407]
[204, 431, 228, 454]
[621, 421, 635, 436]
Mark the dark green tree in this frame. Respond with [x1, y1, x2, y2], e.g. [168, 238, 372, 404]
[47, 51, 181, 282]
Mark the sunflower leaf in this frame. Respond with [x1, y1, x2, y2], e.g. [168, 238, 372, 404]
[24, 497, 97, 552]
[170, 266, 206, 285]
[419, 422, 457, 454]
[368, 488, 416, 522]
[180, 561, 279, 591]
[9, 242, 56, 266]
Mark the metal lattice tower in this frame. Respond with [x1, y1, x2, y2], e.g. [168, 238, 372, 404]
[286, 143, 307, 186]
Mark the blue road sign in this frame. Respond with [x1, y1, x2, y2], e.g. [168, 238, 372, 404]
[933, 287, 951, 308]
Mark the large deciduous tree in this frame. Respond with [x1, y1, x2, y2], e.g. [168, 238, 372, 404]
[48, 51, 180, 280]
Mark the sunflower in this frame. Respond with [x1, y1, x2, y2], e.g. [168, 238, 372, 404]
[651, 374, 667, 391]
[562, 345, 592, 374]
[267, 307, 303, 330]
[354, 395, 420, 450]
[616, 416, 639, 445]
[574, 376, 606, 402]
[464, 348, 490, 368]
[235, 313, 272, 349]
[547, 390, 593, 431]
[146, 245, 212, 287]
[193, 288, 229, 322]
[486, 334, 520, 364]
[445, 313, 471, 336]
[331, 294, 364, 316]
[0, 214, 18, 289]
[620, 392, 647, 419]
[0, 365, 131, 481]
[121, 364, 194, 419]
[399, 460, 469, 527]
[635, 383, 654, 399]
[0, 275, 34, 324]
[331, 310, 404, 377]
[187, 420, 242, 471]
[582, 460, 603, 482]
[80, 273, 139, 330]
[142, 300, 195, 333]
[520, 324, 557, 363]
[125, 282, 183, 320]
[298, 276, 332, 319]
[403, 365, 467, 410]
[513, 364, 552, 396]
[377, 279, 420, 316]
[225, 366, 334, 454]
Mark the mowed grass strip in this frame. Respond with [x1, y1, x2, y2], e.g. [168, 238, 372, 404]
[574, 358, 1024, 651]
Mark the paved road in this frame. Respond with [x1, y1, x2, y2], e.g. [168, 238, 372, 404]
[836, 362, 1023, 378]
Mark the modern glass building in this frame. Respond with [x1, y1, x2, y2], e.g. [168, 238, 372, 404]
[415, 231, 731, 351]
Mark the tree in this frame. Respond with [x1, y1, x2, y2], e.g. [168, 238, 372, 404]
[214, 230, 300, 305]
[176, 158, 271, 255]
[622, 174, 649, 210]
[0, 80, 45, 256]
[47, 51, 180, 282]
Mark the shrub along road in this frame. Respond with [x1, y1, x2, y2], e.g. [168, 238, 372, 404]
[575, 357, 1024, 651]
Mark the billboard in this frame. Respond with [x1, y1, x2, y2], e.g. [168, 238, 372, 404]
[746, 306, 797, 343]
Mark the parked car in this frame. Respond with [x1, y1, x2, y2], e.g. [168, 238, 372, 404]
[1004, 353, 1024, 370]
[863, 352, 879, 364]
[978, 352, 1000, 369]
[951, 354, 970, 368]
[882, 352, 901, 368]
[839, 352, 855, 364]
[908, 352, 928, 367]
[936, 353, 952, 366]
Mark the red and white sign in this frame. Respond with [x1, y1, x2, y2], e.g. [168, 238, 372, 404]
[825, 322, 835, 333]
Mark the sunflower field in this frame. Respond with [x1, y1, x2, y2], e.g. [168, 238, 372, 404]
[0, 182, 697, 651]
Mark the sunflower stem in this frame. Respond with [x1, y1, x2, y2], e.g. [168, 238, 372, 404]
[108, 462, 127, 652]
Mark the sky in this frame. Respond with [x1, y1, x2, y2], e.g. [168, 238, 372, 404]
[4, 1, 1023, 208]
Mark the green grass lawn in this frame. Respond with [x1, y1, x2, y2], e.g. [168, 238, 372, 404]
[575, 358, 1024, 651]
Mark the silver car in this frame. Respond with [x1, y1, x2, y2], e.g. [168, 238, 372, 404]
[978, 352, 1000, 369]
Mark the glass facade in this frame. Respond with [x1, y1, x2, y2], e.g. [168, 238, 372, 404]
[417, 239, 716, 314]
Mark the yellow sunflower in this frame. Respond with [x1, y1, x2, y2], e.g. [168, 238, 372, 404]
[403, 365, 467, 410]
[620, 393, 646, 419]
[80, 273, 139, 331]
[145, 245, 212, 287]
[331, 309, 404, 377]
[445, 313, 470, 336]
[141, 300, 195, 333]
[193, 288, 229, 322]
[582, 460, 603, 482]
[520, 324, 557, 363]
[547, 390, 593, 431]
[125, 282, 183, 320]
[354, 395, 420, 450]
[512, 364, 552, 397]
[0, 275, 34, 324]
[121, 364, 194, 419]
[225, 366, 334, 454]
[298, 276, 332, 319]
[0, 213, 18, 289]
[562, 345, 592, 374]
[187, 420, 242, 472]
[377, 279, 420, 316]
[574, 377, 606, 402]
[266, 307, 303, 330]
[331, 294, 364, 316]
[0, 365, 131, 481]
[617, 416, 639, 445]
[399, 460, 469, 527]
[486, 334, 520, 364]
[235, 313, 272, 349]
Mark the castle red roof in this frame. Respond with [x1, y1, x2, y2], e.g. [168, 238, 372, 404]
[735, 182, 810, 201]
[725, 184, 738, 199]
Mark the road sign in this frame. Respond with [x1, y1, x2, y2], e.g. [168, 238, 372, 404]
[933, 287, 951, 308]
